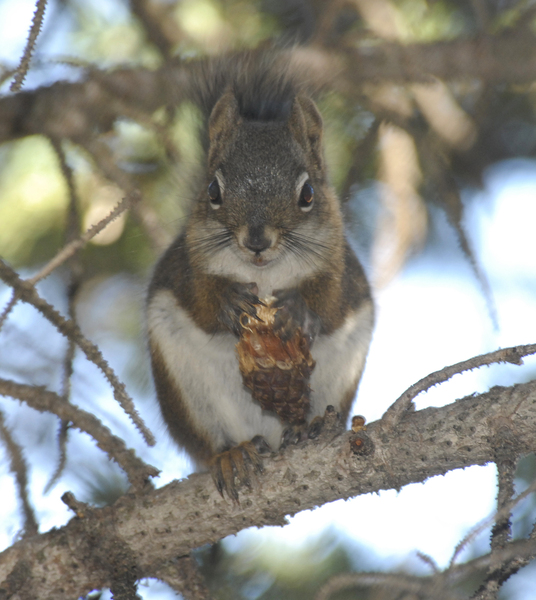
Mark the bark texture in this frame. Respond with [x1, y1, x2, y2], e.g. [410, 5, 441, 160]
[1, 380, 535, 599]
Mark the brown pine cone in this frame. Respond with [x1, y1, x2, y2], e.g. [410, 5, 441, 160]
[236, 298, 315, 425]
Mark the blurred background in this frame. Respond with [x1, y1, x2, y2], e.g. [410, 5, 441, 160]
[1, 0, 536, 598]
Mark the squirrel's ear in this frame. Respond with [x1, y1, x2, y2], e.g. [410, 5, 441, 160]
[289, 95, 324, 172]
[208, 89, 241, 167]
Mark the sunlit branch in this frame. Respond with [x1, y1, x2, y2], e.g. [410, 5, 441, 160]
[383, 343, 536, 428]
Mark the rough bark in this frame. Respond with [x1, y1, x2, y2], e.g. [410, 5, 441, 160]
[1, 380, 535, 599]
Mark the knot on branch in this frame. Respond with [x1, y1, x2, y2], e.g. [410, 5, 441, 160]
[489, 416, 521, 463]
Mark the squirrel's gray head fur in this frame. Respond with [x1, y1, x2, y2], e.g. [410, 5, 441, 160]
[186, 53, 344, 287]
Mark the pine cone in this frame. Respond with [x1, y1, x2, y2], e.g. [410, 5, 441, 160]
[236, 298, 315, 424]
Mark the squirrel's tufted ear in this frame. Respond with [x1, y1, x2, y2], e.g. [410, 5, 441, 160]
[289, 95, 324, 173]
[208, 89, 241, 168]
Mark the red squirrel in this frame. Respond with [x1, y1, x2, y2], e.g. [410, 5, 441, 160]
[146, 54, 374, 498]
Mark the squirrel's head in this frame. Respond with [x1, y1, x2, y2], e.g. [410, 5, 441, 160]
[188, 89, 344, 286]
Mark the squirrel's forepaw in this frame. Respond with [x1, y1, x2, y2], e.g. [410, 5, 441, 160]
[219, 282, 262, 336]
[209, 436, 270, 501]
[272, 288, 321, 344]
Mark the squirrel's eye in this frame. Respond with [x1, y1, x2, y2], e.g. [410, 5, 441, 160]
[298, 182, 314, 212]
[208, 179, 222, 209]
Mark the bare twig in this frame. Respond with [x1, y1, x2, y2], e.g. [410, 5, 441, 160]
[469, 460, 517, 600]
[43, 138, 83, 494]
[315, 571, 459, 600]
[0, 260, 155, 447]
[78, 138, 171, 250]
[0, 410, 39, 537]
[10, 0, 48, 92]
[0, 378, 158, 488]
[44, 420, 70, 494]
[450, 476, 536, 569]
[0, 291, 18, 334]
[491, 460, 515, 553]
[28, 190, 139, 286]
[382, 343, 536, 428]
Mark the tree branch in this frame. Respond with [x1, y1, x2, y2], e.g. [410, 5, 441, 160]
[1, 379, 536, 599]
[0, 378, 158, 489]
[2, 33, 536, 145]
[383, 343, 536, 428]
[0, 260, 155, 448]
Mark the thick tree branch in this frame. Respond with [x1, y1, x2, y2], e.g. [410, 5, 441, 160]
[1, 380, 535, 599]
[2, 33, 536, 145]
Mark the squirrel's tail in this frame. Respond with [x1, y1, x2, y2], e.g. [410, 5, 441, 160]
[171, 49, 321, 127]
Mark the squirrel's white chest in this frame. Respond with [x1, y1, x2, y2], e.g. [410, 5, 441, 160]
[147, 289, 373, 457]
[147, 289, 285, 453]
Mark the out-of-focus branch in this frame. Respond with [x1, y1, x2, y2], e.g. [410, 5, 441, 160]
[128, 0, 176, 60]
[341, 30, 536, 84]
[0, 378, 158, 488]
[0, 410, 38, 537]
[28, 189, 140, 285]
[1, 33, 536, 144]
[316, 571, 459, 600]
[0, 291, 18, 334]
[0, 260, 155, 448]
[78, 138, 172, 251]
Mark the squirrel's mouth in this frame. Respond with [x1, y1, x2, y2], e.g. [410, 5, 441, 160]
[251, 254, 273, 267]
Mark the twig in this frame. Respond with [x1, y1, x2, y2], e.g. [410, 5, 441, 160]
[470, 454, 521, 599]
[44, 419, 70, 494]
[0, 144, 135, 338]
[0, 410, 39, 536]
[0, 378, 159, 489]
[450, 475, 536, 569]
[43, 137, 82, 493]
[315, 571, 459, 600]
[491, 460, 515, 553]
[466, 540, 536, 600]
[0, 290, 19, 334]
[0, 260, 155, 447]
[10, 0, 48, 92]
[78, 138, 170, 251]
[27, 190, 139, 286]
[382, 343, 536, 428]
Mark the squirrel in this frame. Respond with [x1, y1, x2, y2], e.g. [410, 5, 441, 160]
[146, 53, 374, 499]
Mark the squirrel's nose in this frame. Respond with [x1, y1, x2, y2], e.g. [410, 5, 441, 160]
[244, 225, 271, 253]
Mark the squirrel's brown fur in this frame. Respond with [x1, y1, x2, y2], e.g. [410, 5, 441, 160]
[146, 53, 374, 495]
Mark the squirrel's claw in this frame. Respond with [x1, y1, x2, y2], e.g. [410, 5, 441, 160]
[272, 288, 321, 344]
[219, 282, 261, 336]
[209, 438, 268, 501]
[280, 422, 308, 448]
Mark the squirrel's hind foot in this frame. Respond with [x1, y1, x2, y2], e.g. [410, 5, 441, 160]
[209, 436, 271, 501]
